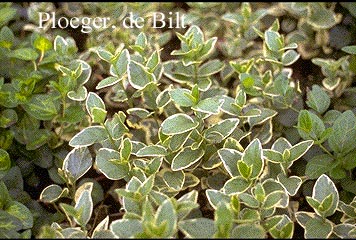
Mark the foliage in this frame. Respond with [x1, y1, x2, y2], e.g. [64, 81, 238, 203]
[0, 2, 356, 239]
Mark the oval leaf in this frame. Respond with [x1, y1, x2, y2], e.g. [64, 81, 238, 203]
[171, 146, 204, 171]
[161, 113, 198, 135]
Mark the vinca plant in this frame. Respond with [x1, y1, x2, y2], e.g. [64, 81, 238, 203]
[1, 2, 356, 239]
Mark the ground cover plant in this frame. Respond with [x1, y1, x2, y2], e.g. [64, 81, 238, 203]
[1, 2, 356, 238]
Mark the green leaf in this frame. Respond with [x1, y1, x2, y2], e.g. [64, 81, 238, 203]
[156, 87, 171, 108]
[305, 154, 334, 179]
[298, 110, 325, 140]
[197, 76, 213, 91]
[0, 7, 17, 28]
[307, 3, 338, 29]
[235, 89, 247, 107]
[62, 105, 86, 123]
[155, 199, 177, 237]
[67, 86, 88, 101]
[146, 50, 160, 72]
[214, 203, 233, 238]
[297, 110, 312, 134]
[262, 191, 286, 209]
[238, 208, 261, 223]
[105, 112, 129, 140]
[92, 215, 110, 235]
[162, 169, 185, 191]
[136, 145, 167, 157]
[86, 92, 106, 118]
[11, 48, 38, 61]
[171, 146, 204, 171]
[263, 149, 283, 163]
[62, 147, 92, 182]
[218, 148, 242, 177]
[328, 110, 356, 154]
[282, 49, 300, 66]
[223, 176, 252, 195]
[22, 94, 59, 121]
[238, 193, 259, 208]
[253, 183, 266, 203]
[248, 108, 277, 127]
[334, 224, 356, 238]
[295, 212, 333, 238]
[198, 59, 224, 77]
[134, 32, 147, 50]
[231, 223, 266, 239]
[277, 174, 302, 196]
[95, 148, 129, 180]
[264, 215, 284, 231]
[54, 35, 67, 53]
[342, 45, 356, 55]
[168, 131, 191, 152]
[199, 37, 217, 59]
[192, 97, 224, 115]
[0, 149, 11, 174]
[54, 35, 77, 55]
[288, 140, 314, 162]
[329, 166, 346, 179]
[137, 175, 155, 196]
[110, 219, 143, 238]
[343, 150, 356, 170]
[127, 108, 153, 119]
[96, 76, 120, 89]
[69, 126, 108, 147]
[306, 199, 323, 214]
[319, 194, 334, 213]
[169, 88, 195, 107]
[34, 35, 52, 52]
[59, 203, 78, 223]
[242, 139, 263, 179]
[178, 218, 215, 238]
[237, 160, 252, 179]
[120, 138, 131, 161]
[265, 30, 282, 52]
[91, 107, 107, 124]
[0, 26, 14, 49]
[220, 95, 240, 115]
[74, 183, 93, 227]
[40, 184, 68, 203]
[262, 179, 288, 207]
[338, 200, 356, 218]
[112, 49, 129, 78]
[60, 228, 86, 238]
[128, 61, 154, 90]
[306, 85, 330, 114]
[24, 129, 51, 151]
[0, 210, 23, 233]
[97, 48, 113, 62]
[204, 118, 239, 143]
[206, 189, 231, 209]
[240, 73, 255, 88]
[76, 60, 92, 86]
[92, 230, 115, 239]
[312, 174, 339, 217]
[161, 113, 198, 135]
[267, 215, 294, 239]
[5, 201, 33, 229]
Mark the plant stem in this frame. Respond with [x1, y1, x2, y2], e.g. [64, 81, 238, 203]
[193, 62, 199, 84]
[317, 143, 333, 158]
[101, 122, 118, 149]
[32, 60, 37, 71]
[57, 96, 67, 138]
[39, 50, 45, 63]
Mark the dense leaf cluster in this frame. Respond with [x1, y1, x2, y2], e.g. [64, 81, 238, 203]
[0, 2, 356, 238]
